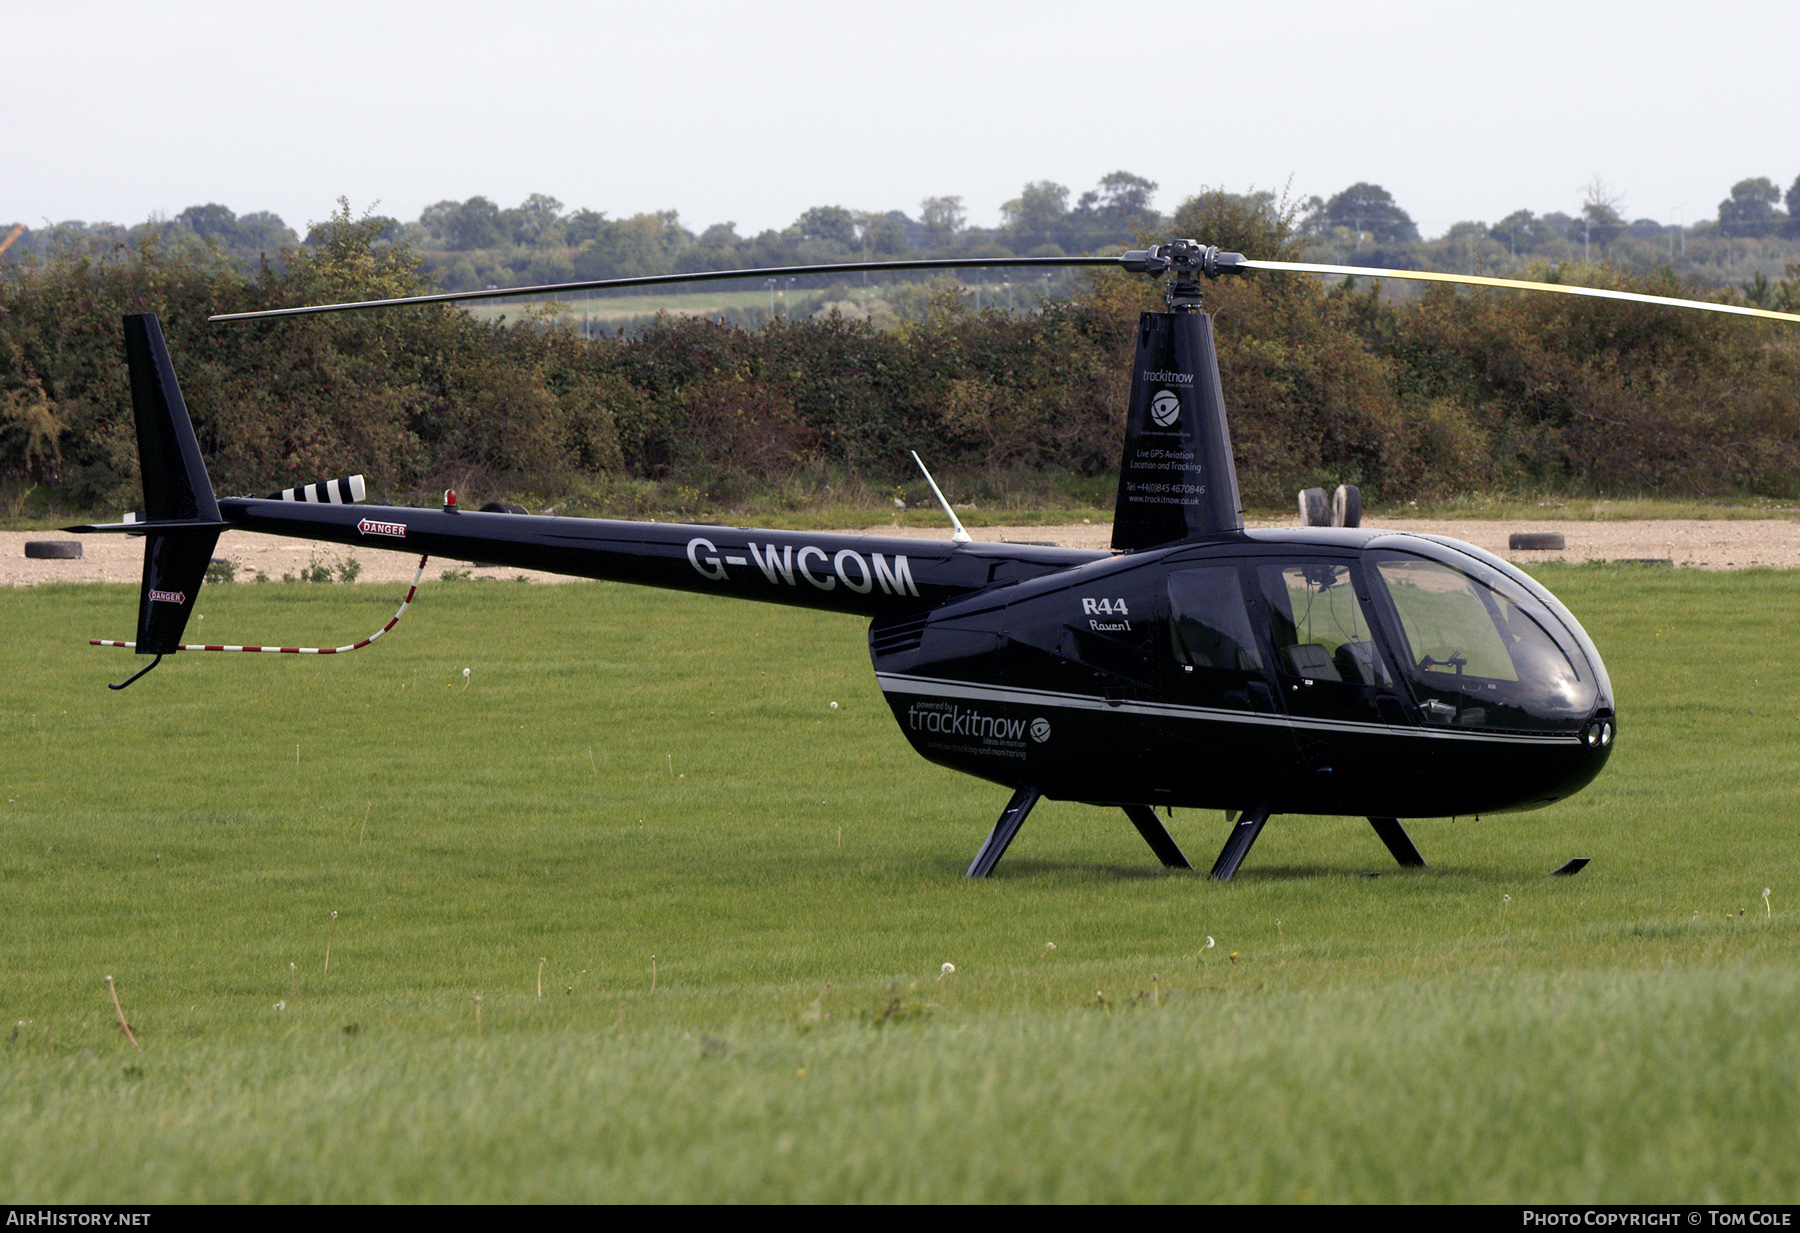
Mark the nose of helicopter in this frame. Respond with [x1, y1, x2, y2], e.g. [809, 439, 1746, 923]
[1580, 712, 1617, 752]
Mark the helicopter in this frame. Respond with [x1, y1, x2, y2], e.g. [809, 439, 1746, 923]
[72, 241, 1800, 880]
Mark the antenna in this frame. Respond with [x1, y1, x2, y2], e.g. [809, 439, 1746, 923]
[911, 451, 971, 544]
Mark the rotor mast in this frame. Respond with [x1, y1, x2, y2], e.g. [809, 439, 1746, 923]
[1109, 241, 1249, 550]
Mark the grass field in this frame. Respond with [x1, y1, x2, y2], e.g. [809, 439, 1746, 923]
[2, 565, 1797, 1202]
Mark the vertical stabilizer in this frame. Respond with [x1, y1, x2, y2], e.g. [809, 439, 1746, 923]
[121, 314, 222, 655]
[124, 314, 220, 524]
[1110, 311, 1243, 551]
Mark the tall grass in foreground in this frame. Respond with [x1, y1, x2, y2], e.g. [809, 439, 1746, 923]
[2, 967, 1794, 1203]
[0, 565, 1795, 1201]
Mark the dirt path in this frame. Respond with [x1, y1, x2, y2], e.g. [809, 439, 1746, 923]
[5, 516, 1798, 586]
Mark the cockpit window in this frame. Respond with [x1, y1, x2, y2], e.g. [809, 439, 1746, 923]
[1258, 563, 1391, 687]
[1376, 558, 1518, 682]
[1372, 554, 1594, 729]
[1167, 567, 1261, 672]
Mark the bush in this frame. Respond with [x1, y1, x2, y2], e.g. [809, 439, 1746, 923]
[4, 205, 1795, 511]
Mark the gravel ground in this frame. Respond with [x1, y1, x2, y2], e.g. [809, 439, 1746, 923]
[6, 516, 1799, 586]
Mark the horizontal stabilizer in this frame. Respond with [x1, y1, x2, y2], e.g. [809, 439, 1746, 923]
[66, 516, 227, 535]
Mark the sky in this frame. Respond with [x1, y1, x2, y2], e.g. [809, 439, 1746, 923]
[6, 0, 1795, 241]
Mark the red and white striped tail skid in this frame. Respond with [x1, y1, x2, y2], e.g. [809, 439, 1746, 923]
[92, 556, 428, 655]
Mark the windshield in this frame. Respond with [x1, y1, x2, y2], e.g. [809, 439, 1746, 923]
[1371, 552, 1595, 730]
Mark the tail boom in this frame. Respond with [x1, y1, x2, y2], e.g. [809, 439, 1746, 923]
[217, 496, 1103, 619]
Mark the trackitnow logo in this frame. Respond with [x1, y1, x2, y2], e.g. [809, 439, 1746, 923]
[909, 705, 1029, 741]
[904, 700, 1051, 761]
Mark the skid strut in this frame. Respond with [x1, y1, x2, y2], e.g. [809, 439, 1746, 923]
[1121, 805, 1191, 869]
[1367, 817, 1427, 868]
[966, 786, 1042, 878]
[1209, 803, 1274, 881]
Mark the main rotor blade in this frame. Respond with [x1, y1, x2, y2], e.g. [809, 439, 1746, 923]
[208, 245, 1800, 328]
[1237, 258, 1800, 325]
[206, 256, 1119, 322]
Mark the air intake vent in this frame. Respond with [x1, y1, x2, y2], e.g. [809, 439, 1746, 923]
[869, 610, 931, 658]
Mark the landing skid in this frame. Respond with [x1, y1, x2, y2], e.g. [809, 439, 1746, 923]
[965, 792, 1196, 878]
[970, 805, 1427, 881]
[1367, 816, 1427, 867]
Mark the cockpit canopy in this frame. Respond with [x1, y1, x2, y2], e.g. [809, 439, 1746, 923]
[1166, 532, 1610, 733]
[1364, 550, 1596, 729]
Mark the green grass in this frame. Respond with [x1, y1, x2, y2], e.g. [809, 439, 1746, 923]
[2, 565, 1797, 1201]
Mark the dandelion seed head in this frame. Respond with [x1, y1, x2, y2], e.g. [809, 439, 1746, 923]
[941, 962, 955, 975]
[1204, 937, 1215, 949]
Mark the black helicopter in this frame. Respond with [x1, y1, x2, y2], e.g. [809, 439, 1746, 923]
[75, 241, 1799, 880]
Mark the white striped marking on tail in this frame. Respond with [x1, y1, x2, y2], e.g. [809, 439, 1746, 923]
[91, 555, 428, 655]
[272, 475, 366, 504]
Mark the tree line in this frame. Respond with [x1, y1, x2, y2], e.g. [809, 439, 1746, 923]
[4, 193, 1797, 519]
[10, 167, 1800, 300]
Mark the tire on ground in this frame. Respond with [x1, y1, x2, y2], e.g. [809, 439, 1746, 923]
[1332, 485, 1362, 529]
[480, 502, 528, 515]
[23, 541, 82, 559]
[1508, 532, 1566, 551]
[1297, 488, 1329, 527]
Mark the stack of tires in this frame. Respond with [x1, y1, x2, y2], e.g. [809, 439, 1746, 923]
[1297, 486, 1362, 528]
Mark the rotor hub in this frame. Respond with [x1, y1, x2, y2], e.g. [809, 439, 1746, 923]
[1119, 240, 1247, 311]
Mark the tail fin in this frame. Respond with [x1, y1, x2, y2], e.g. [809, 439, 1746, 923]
[122, 314, 223, 655]
[1110, 310, 1244, 551]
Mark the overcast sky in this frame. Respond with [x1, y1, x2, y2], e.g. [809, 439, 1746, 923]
[7, 0, 1794, 240]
